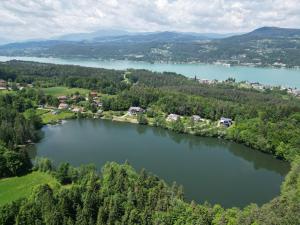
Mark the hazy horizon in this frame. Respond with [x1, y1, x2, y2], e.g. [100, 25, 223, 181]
[1, 0, 300, 43]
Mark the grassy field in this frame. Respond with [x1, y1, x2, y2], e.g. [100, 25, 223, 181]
[0, 172, 59, 206]
[41, 111, 75, 124]
[42, 86, 90, 97]
[0, 90, 14, 95]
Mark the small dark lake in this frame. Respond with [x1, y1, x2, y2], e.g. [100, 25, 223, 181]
[29, 119, 290, 207]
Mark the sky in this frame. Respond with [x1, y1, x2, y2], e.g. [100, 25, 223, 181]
[0, 0, 300, 41]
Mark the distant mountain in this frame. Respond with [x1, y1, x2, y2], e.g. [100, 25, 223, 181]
[0, 27, 299, 67]
[54, 29, 237, 43]
[243, 26, 300, 38]
[92, 31, 211, 43]
[222, 27, 300, 43]
[55, 29, 132, 41]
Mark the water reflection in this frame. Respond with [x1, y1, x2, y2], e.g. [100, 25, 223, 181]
[145, 125, 290, 175]
[30, 119, 289, 207]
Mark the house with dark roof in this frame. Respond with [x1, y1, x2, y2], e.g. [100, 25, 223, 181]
[58, 96, 68, 102]
[0, 79, 7, 90]
[220, 117, 233, 127]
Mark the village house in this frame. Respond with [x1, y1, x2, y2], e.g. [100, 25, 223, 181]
[166, 114, 180, 122]
[288, 88, 300, 97]
[250, 82, 264, 90]
[97, 102, 103, 107]
[0, 79, 7, 90]
[128, 106, 145, 115]
[58, 96, 68, 102]
[92, 98, 102, 107]
[191, 115, 203, 122]
[90, 91, 98, 98]
[58, 103, 69, 110]
[220, 117, 233, 127]
[72, 107, 83, 113]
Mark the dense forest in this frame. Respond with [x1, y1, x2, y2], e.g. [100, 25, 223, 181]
[1, 157, 299, 225]
[0, 60, 299, 224]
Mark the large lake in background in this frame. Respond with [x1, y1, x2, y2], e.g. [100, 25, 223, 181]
[28, 119, 290, 208]
[0, 56, 300, 88]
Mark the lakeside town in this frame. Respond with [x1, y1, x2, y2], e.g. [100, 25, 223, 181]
[195, 77, 300, 97]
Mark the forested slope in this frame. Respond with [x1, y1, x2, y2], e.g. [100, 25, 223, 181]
[0, 61, 299, 224]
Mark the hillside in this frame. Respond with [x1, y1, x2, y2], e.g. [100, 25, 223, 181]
[0, 27, 300, 67]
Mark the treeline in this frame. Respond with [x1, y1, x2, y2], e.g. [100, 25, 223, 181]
[0, 61, 128, 94]
[0, 145, 32, 178]
[0, 89, 45, 178]
[1, 158, 299, 225]
[0, 89, 44, 147]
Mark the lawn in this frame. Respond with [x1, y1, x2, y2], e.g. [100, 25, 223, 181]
[0, 172, 59, 206]
[0, 90, 14, 95]
[42, 86, 90, 97]
[41, 111, 75, 124]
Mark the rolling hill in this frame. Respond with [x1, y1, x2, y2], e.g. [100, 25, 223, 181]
[0, 27, 299, 67]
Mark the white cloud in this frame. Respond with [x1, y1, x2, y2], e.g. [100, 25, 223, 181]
[0, 0, 300, 41]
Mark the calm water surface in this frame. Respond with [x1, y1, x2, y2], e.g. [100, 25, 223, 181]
[29, 119, 290, 208]
[0, 56, 300, 88]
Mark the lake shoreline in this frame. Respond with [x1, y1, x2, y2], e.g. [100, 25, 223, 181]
[42, 112, 288, 165]
[1, 56, 300, 88]
[33, 118, 290, 207]
[2, 55, 300, 70]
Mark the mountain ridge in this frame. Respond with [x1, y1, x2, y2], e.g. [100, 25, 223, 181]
[0, 27, 300, 67]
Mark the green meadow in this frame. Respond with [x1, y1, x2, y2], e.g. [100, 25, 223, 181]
[0, 172, 59, 206]
[41, 111, 75, 124]
[42, 86, 90, 97]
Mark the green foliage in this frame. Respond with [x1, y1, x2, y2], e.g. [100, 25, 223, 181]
[170, 118, 185, 133]
[55, 163, 77, 185]
[0, 145, 31, 178]
[227, 118, 300, 160]
[34, 157, 53, 172]
[1, 160, 300, 224]
[137, 113, 148, 125]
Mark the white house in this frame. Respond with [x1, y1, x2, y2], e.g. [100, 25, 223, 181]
[128, 107, 145, 115]
[191, 115, 203, 122]
[58, 103, 69, 110]
[166, 114, 180, 122]
[72, 107, 82, 113]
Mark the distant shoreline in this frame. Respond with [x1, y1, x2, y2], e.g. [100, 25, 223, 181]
[1, 55, 300, 70]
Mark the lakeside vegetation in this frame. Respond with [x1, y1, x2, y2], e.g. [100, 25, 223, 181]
[0, 158, 299, 225]
[0, 60, 299, 224]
